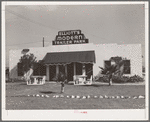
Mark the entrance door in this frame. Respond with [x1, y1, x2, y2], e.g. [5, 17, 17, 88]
[76, 62, 82, 75]
[49, 65, 56, 81]
[67, 63, 74, 81]
[85, 63, 93, 79]
[59, 65, 65, 74]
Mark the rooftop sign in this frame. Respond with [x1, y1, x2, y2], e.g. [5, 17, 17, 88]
[52, 30, 89, 45]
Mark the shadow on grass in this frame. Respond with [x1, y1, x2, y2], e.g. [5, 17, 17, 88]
[66, 83, 74, 85]
[18, 83, 27, 85]
[40, 91, 57, 94]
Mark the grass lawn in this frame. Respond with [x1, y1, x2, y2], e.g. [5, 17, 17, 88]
[6, 82, 145, 109]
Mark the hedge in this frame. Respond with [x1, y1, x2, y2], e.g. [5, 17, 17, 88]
[97, 75, 144, 83]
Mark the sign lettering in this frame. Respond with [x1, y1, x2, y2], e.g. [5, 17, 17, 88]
[52, 39, 89, 45]
[53, 30, 89, 45]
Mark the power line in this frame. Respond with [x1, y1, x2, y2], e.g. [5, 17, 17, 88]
[7, 41, 50, 46]
[6, 8, 109, 43]
[6, 8, 59, 47]
[6, 8, 60, 31]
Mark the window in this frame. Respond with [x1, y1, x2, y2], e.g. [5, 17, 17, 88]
[76, 62, 82, 75]
[33, 63, 46, 76]
[104, 60, 111, 69]
[124, 60, 130, 74]
[17, 63, 24, 76]
[40, 64, 46, 76]
[18, 62, 46, 76]
[33, 63, 40, 76]
[59, 65, 65, 74]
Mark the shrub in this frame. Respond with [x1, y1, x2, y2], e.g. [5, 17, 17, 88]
[97, 75, 130, 83]
[128, 75, 144, 83]
[99, 75, 109, 83]
[96, 75, 144, 83]
[112, 75, 130, 83]
[52, 72, 67, 83]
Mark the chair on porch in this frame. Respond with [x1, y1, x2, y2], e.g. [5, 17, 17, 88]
[42, 76, 46, 84]
[28, 76, 46, 85]
[84, 75, 93, 85]
[74, 75, 85, 85]
[74, 75, 92, 85]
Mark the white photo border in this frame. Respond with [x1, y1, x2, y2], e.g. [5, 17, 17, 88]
[2, 1, 149, 120]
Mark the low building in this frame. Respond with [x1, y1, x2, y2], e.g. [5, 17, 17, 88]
[9, 30, 142, 81]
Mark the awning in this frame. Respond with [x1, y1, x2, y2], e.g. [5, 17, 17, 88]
[43, 51, 95, 65]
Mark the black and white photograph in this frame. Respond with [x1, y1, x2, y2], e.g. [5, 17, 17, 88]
[2, 1, 149, 120]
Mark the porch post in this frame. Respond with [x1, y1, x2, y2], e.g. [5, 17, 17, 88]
[73, 62, 76, 80]
[56, 65, 59, 75]
[65, 64, 67, 81]
[82, 63, 86, 81]
[65, 64, 67, 76]
[38, 63, 40, 75]
[82, 63, 86, 76]
[46, 65, 49, 81]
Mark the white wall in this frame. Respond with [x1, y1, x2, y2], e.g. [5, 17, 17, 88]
[128, 44, 142, 76]
[9, 49, 23, 79]
[93, 43, 142, 77]
[9, 43, 142, 79]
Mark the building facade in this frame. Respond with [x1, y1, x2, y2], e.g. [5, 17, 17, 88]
[9, 30, 143, 81]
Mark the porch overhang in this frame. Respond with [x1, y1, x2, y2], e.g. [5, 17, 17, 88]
[43, 51, 96, 65]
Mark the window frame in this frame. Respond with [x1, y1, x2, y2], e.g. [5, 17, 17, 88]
[123, 60, 131, 74]
[103, 59, 131, 75]
[104, 60, 111, 69]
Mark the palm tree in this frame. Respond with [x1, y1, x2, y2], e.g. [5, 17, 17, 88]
[99, 57, 124, 85]
[55, 72, 67, 93]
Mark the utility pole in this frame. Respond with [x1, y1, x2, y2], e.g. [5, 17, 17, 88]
[43, 37, 44, 47]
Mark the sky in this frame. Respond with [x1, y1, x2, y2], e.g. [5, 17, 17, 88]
[5, 4, 145, 67]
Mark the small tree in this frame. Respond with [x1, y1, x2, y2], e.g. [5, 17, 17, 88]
[19, 53, 37, 74]
[19, 53, 37, 82]
[54, 72, 67, 93]
[98, 56, 124, 85]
